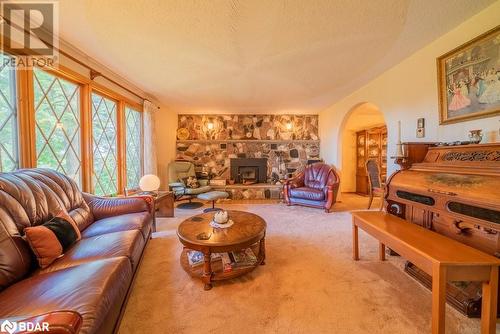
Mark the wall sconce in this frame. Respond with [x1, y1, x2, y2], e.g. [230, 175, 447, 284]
[286, 122, 293, 130]
[205, 119, 215, 139]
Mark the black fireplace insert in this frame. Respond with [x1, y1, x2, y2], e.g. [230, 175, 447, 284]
[230, 158, 267, 183]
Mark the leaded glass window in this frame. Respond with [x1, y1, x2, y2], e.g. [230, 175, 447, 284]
[92, 93, 118, 196]
[34, 68, 81, 185]
[0, 54, 18, 172]
[125, 106, 142, 189]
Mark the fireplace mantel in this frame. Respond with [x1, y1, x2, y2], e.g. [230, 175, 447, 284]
[177, 139, 320, 144]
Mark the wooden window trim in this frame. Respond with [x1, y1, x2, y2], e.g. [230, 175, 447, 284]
[42, 64, 143, 112]
[81, 84, 92, 192]
[16, 66, 34, 168]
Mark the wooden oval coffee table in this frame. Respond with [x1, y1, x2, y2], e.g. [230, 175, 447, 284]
[177, 210, 266, 290]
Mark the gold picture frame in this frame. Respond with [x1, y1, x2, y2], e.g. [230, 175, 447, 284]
[437, 25, 500, 124]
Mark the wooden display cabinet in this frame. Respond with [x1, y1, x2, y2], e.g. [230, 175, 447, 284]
[356, 126, 387, 195]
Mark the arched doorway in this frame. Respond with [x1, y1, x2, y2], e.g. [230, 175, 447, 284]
[338, 102, 386, 204]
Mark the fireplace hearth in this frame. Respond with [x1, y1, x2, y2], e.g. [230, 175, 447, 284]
[230, 158, 267, 184]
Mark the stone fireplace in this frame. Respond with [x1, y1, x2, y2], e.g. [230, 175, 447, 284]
[230, 158, 267, 184]
[175, 114, 320, 198]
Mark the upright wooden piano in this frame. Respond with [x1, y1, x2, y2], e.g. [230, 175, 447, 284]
[385, 142, 500, 317]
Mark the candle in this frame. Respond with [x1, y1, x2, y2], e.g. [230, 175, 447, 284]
[397, 120, 401, 143]
[395, 120, 404, 158]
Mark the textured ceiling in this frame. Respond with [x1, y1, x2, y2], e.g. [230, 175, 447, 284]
[59, 0, 494, 113]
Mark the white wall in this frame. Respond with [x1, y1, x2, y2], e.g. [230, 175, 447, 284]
[320, 1, 500, 177]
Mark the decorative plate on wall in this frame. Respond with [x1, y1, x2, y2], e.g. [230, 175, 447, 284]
[177, 128, 190, 140]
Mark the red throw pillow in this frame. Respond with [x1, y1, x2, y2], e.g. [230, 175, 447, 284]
[24, 211, 81, 268]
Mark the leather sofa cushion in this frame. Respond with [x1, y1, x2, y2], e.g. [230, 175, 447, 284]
[81, 212, 151, 240]
[303, 163, 333, 190]
[39, 230, 145, 274]
[289, 187, 325, 201]
[0, 257, 132, 334]
[83, 194, 152, 222]
[13, 169, 94, 232]
[287, 197, 329, 208]
[0, 169, 93, 291]
[183, 185, 212, 195]
[0, 228, 32, 291]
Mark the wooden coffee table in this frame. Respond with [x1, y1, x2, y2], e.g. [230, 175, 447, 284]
[177, 210, 266, 290]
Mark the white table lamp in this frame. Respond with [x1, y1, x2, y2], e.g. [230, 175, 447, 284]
[139, 174, 161, 194]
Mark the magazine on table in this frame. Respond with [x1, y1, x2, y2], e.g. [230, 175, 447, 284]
[221, 253, 233, 272]
[229, 248, 257, 267]
[187, 248, 257, 269]
[187, 251, 222, 267]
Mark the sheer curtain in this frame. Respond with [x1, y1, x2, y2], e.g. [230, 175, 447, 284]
[143, 100, 158, 175]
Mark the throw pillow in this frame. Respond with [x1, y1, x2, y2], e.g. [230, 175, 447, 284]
[181, 176, 200, 189]
[24, 211, 80, 268]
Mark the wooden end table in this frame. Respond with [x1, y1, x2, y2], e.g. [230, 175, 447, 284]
[154, 191, 174, 218]
[177, 210, 266, 290]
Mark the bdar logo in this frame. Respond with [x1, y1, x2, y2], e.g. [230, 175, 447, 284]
[0, 319, 17, 334]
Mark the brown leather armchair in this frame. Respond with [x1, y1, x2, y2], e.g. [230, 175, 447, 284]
[283, 163, 340, 213]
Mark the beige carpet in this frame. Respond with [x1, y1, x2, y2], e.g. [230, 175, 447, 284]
[118, 195, 495, 333]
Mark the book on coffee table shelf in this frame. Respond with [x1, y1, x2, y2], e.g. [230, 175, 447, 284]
[187, 248, 257, 269]
[187, 251, 222, 267]
[220, 253, 233, 273]
[229, 248, 257, 268]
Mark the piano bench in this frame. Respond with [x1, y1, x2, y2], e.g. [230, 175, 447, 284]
[351, 211, 500, 334]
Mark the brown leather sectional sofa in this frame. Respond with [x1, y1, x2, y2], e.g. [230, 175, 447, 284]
[0, 169, 154, 334]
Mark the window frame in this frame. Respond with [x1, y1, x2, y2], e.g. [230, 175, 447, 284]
[0, 53, 20, 172]
[124, 104, 144, 191]
[13, 61, 143, 195]
[32, 67, 84, 186]
[90, 90, 121, 196]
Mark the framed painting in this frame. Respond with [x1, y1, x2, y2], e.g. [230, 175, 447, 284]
[437, 25, 500, 124]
